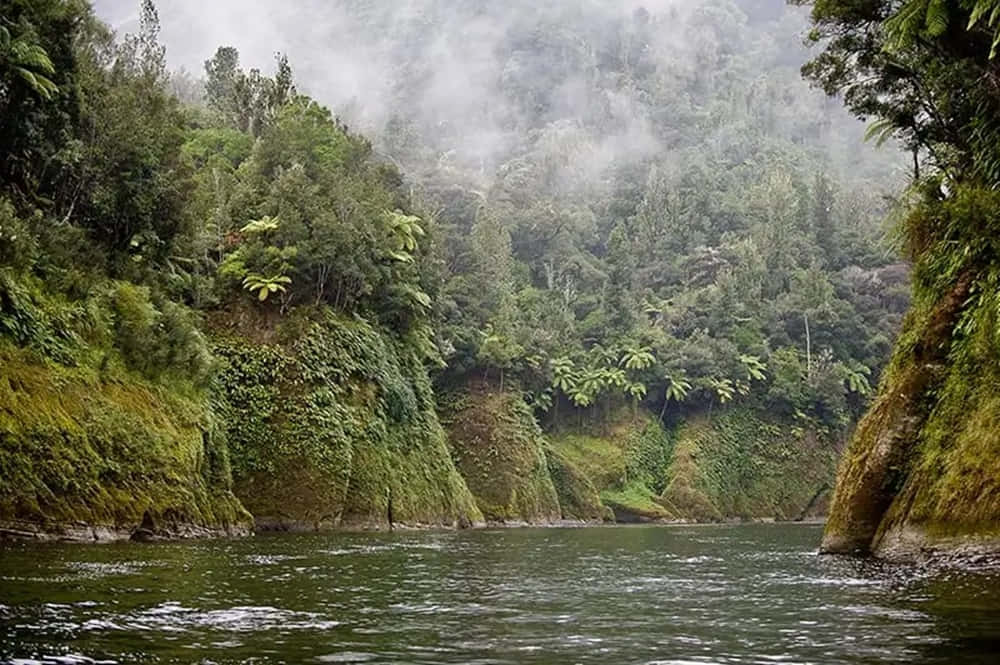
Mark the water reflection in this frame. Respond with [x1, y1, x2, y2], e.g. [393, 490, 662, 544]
[1, 524, 999, 664]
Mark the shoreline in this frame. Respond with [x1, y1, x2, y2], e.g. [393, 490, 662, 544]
[0, 515, 827, 545]
[10, 517, 1000, 567]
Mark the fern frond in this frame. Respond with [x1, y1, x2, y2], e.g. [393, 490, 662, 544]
[925, 0, 950, 37]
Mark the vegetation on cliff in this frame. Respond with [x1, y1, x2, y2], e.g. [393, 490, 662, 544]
[548, 405, 835, 523]
[799, 0, 1000, 556]
[440, 385, 561, 524]
[0, 0, 476, 534]
[214, 310, 481, 529]
[0, 0, 915, 536]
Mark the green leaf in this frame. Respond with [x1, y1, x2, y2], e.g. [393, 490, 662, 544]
[925, 0, 949, 37]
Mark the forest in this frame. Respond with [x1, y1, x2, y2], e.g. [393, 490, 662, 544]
[0, 0, 919, 536]
[6, 1, 1000, 662]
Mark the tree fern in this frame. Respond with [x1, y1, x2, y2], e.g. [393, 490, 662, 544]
[1, 24, 59, 99]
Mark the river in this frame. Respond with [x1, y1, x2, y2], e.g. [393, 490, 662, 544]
[2, 524, 999, 664]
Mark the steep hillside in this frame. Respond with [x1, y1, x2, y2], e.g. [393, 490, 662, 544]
[821, 198, 1000, 559]
[0, 274, 250, 542]
[213, 308, 482, 530]
[549, 407, 837, 523]
[0, 0, 911, 543]
[661, 411, 835, 522]
[800, 1, 1000, 560]
[440, 385, 562, 524]
[550, 412, 674, 522]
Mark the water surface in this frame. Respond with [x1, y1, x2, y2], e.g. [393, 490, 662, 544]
[2, 524, 1000, 664]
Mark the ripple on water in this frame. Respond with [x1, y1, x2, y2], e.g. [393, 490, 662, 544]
[315, 652, 377, 663]
[243, 554, 307, 565]
[113, 602, 342, 633]
[3, 524, 1000, 665]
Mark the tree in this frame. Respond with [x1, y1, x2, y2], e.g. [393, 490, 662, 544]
[620, 346, 655, 371]
[384, 210, 425, 263]
[550, 355, 578, 425]
[660, 373, 692, 423]
[738, 354, 767, 382]
[843, 364, 873, 397]
[0, 0, 90, 205]
[204, 47, 295, 137]
[707, 377, 736, 417]
[796, 0, 1000, 180]
[241, 216, 281, 235]
[242, 273, 291, 302]
[478, 321, 523, 392]
[625, 380, 648, 421]
[0, 20, 57, 100]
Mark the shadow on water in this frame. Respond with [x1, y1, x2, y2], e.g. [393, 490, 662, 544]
[2, 524, 1000, 664]
[889, 566, 1000, 664]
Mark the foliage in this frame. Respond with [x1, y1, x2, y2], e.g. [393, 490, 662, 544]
[398, 0, 911, 433]
[242, 273, 291, 302]
[214, 311, 481, 527]
[438, 385, 561, 523]
[0, 342, 250, 533]
[0, 0, 919, 533]
[204, 46, 295, 137]
[801, 0, 1000, 550]
[0, 19, 58, 99]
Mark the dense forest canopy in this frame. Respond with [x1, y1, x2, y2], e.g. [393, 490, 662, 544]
[0, 0, 911, 448]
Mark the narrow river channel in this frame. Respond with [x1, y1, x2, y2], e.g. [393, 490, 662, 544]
[2, 524, 999, 664]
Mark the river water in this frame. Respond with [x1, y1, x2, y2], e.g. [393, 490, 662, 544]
[2, 524, 999, 664]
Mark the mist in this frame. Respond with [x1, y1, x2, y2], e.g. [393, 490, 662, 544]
[91, 0, 897, 192]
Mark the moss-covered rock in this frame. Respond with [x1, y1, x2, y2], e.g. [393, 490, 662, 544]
[213, 308, 482, 530]
[549, 406, 836, 523]
[440, 385, 561, 524]
[545, 447, 606, 522]
[823, 270, 1000, 558]
[548, 411, 674, 522]
[0, 345, 251, 541]
[661, 410, 837, 522]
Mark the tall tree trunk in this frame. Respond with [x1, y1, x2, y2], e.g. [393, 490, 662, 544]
[805, 312, 812, 384]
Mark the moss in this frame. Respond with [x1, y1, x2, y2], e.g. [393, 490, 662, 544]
[549, 406, 835, 523]
[0, 344, 250, 535]
[868, 292, 1000, 549]
[822, 273, 975, 554]
[545, 446, 605, 522]
[824, 186, 1000, 556]
[549, 430, 626, 491]
[663, 410, 837, 522]
[213, 308, 482, 530]
[600, 483, 674, 522]
[548, 409, 674, 521]
[659, 436, 721, 522]
[440, 385, 561, 523]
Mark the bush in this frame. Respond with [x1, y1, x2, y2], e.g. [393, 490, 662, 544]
[0, 200, 37, 271]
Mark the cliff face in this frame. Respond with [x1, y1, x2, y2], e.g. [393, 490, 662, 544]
[440, 384, 563, 524]
[0, 345, 251, 542]
[822, 273, 1000, 559]
[661, 411, 836, 522]
[547, 406, 837, 523]
[213, 309, 483, 531]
